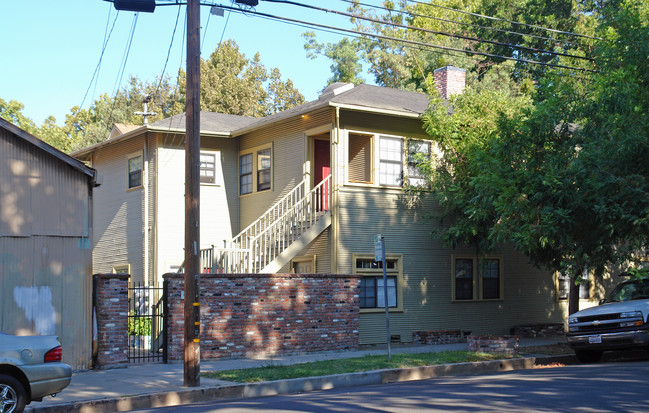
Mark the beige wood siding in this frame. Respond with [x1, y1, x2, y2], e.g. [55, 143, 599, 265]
[1, 128, 93, 369]
[89, 136, 146, 283]
[154, 134, 240, 283]
[238, 109, 332, 228]
[279, 228, 331, 274]
[340, 110, 429, 140]
[331, 110, 574, 345]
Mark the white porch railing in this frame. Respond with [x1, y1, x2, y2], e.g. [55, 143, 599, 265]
[207, 175, 331, 273]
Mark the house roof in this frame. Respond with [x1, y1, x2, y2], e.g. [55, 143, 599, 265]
[110, 123, 140, 138]
[149, 111, 257, 135]
[0, 117, 98, 185]
[232, 83, 430, 136]
[72, 84, 431, 156]
[73, 111, 257, 157]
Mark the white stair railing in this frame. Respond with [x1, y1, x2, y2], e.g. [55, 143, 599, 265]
[212, 175, 331, 273]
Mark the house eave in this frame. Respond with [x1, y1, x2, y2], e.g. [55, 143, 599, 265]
[329, 102, 424, 119]
[71, 125, 232, 159]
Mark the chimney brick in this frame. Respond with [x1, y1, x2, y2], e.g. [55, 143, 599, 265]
[434, 66, 466, 99]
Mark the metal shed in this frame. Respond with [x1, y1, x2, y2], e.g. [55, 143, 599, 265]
[0, 118, 98, 369]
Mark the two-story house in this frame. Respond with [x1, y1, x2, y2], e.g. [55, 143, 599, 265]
[73, 66, 579, 345]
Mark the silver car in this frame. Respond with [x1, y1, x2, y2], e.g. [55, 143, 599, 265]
[0, 333, 72, 413]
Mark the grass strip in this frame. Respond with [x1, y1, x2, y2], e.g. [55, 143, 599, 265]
[202, 350, 509, 383]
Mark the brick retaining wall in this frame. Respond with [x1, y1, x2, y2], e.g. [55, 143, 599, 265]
[164, 273, 361, 361]
[93, 273, 129, 369]
[412, 330, 463, 345]
[467, 335, 519, 355]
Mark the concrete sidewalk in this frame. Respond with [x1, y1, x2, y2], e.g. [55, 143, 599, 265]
[26, 337, 570, 413]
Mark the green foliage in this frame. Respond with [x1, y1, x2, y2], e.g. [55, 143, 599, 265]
[2, 40, 305, 153]
[128, 312, 152, 336]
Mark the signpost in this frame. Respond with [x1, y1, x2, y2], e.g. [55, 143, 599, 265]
[374, 234, 391, 361]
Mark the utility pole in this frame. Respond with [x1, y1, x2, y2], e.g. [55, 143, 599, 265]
[184, 0, 201, 387]
[134, 95, 157, 124]
[112, 0, 201, 388]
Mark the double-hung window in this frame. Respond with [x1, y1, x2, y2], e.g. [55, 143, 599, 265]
[239, 144, 272, 195]
[127, 154, 143, 189]
[557, 270, 591, 300]
[239, 154, 253, 195]
[453, 255, 503, 301]
[354, 254, 403, 312]
[346, 133, 432, 188]
[200, 152, 216, 184]
[408, 140, 431, 187]
[379, 136, 403, 187]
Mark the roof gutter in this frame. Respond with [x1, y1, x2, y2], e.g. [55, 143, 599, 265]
[71, 125, 231, 158]
[328, 102, 424, 118]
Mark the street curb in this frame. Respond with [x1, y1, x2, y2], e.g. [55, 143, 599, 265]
[27, 355, 574, 413]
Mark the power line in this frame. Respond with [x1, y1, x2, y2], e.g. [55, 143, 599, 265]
[405, 0, 601, 41]
[80, 9, 120, 110]
[263, 0, 593, 63]
[209, 2, 597, 73]
[104, 12, 140, 132]
[338, 0, 587, 48]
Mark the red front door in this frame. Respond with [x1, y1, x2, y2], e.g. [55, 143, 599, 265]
[314, 139, 330, 211]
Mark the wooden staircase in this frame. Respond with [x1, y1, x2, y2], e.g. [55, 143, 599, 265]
[200, 175, 331, 273]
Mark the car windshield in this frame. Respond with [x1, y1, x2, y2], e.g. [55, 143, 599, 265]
[606, 279, 649, 302]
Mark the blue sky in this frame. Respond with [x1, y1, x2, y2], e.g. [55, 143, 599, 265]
[1, 1, 368, 125]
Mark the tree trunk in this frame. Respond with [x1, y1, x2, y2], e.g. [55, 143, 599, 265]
[569, 276, 580, 315]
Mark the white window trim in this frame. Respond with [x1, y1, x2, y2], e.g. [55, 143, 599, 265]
[344, 130, 432, 189]
[126, 151, 143, 191]
[353, 253, 404, 313]
[452, 255, 504, 302]
[199, 151, 219, 186]
[112, 264, 131, 275]
[239, 143, 273, 196]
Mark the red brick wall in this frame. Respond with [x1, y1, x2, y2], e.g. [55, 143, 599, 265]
[93, 273, 129, 368]
[164, 273, 361, 361]
[433, 66, 466, 99]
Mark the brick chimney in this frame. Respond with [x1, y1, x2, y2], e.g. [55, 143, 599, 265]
[433, 66, 466, 99]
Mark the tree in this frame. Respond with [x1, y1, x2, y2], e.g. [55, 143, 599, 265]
[178, 40, 305, 117]
[304, 0, 596, 91]
[0, 98, 37, 134]
[421, 0, 649, 314]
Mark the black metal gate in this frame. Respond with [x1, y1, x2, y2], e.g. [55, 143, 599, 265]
[128, 281, 167, 363]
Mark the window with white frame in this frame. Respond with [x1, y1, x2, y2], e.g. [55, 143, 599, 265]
[200, 152, 216, 184]
[239, 145, 272, 195]
[379, 136, 403, 186]
[239, 153, 253, 195]
[353, 255, 402, 311]
[557, 271, 591, 300]
[127, 154, 143, 189]
[257, 148, 271, 191]
[346, 133, 432, 188]
[453, 256, 503, 301]
[408, 140, 431, 187]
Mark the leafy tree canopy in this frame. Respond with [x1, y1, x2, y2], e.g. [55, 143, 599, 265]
[2, 40, 305, 152]
[419, 0, 649, 313]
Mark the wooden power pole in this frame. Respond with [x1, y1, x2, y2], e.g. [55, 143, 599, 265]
[184, 0, 201, 387]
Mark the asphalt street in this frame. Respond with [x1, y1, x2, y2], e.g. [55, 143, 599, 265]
[128, 361, 649, 412]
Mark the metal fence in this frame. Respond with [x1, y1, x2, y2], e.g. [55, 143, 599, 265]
[127, 281, 167, 363]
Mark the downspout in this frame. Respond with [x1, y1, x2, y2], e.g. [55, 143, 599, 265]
[332, 106, 341, 274]
[144, 133, 150, 286]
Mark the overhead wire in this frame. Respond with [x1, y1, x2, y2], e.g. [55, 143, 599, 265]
[104, 12, 140, 132]
[206, 2, 597, 73]
[80, 9, 120, 110]
[405, 0, 602, 41]
[337, 0, 587, 48]
[262, 0, 594, 63]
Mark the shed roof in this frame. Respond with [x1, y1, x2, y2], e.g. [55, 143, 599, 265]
[0, 117, 98, 184]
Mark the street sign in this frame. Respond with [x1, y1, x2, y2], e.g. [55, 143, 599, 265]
[374, 234, 383, 262]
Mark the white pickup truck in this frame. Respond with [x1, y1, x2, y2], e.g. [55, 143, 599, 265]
[567, 278, 649, 363]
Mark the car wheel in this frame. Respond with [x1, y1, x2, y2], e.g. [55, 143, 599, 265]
[0, 374, 26, 413]
[575, 349, 603, 363]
